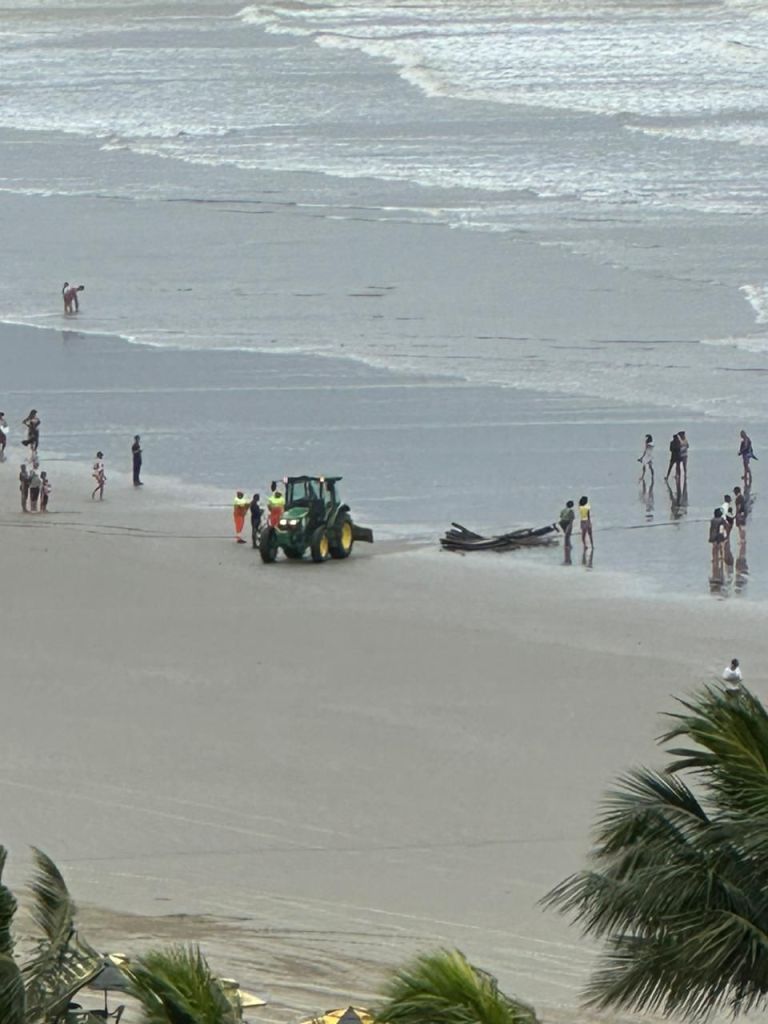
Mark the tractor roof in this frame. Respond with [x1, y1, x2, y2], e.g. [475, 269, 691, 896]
[285, 475, 342, 484]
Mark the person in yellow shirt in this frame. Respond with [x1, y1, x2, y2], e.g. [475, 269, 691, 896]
[578, 495, 593, 550]
[267, 480, 285, 527]
[233, 490, 250, 543]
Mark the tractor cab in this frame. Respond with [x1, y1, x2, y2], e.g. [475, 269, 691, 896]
[283, 476, 340, 530]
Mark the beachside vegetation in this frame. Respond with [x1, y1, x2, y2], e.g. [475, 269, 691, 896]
[0, 845, 101, 1024]
[544, 684, 768, 1019]
[375, 948, 538, 1024]
[127, 945, 238, 1024]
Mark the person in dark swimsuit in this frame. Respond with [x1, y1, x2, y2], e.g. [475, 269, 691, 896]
[664, 432, 681, 482]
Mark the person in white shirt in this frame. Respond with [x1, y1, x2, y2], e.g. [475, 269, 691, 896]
[722, 658, 742, 694]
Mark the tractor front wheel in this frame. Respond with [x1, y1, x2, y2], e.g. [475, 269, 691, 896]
[310, 526, 330, 563]
[259, 526, 278, 563]
[330, 516, 354, 559]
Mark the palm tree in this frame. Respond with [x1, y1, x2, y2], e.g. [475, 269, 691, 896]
[0, 844, 101, 1024]
[543, 684, 768, 1020]
[375, 948, 538, 1024]
[127, 945, 238, 1024]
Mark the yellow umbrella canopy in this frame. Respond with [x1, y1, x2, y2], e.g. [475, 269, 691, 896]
[303, 1007, 374, 1024]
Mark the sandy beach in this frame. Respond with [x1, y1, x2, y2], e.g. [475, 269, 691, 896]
[1, 463, 764, 1023]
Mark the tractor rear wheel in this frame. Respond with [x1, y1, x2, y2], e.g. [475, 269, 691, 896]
[310, 526, 330, 563]
[259, 526, 278, 563]
[330, 515, 354, 559]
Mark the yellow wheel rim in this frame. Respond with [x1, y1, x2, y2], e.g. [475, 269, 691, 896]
[320, 535, 329, 558]
[341, 522, 353, 550]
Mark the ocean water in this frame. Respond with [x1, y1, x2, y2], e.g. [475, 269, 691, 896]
[0, 0, 767, 594]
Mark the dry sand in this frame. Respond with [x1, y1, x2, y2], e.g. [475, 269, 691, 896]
[0, 464, 763, 1023]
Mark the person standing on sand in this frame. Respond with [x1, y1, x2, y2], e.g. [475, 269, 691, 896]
[678, 430, 689, 483]
[734, 485, 747, 540]
[91, 451, 106, 500]
[250, 492, 263, 547]
[63, 283, 84, 314]
[709, 506, 726, 571]
[28, 468, 41, 512]
[721, 493, 735, 536]
[723, 657, 743, 695]
[132, 435, 143, 486]
[19, 463, 29, 512]
[267, 481, 285, 527]
[739, 430, 757, 487]
[578, 495, 593, 550]
[559, 500, 575, 545]
[664, 432, 681, 483]
[40, 471, 51, 512]
[638, 433, 654, 484]
[0, 412, 7, 457]
[233, 490, 250, 543]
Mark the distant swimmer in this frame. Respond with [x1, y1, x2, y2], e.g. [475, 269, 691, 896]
[63, 283, 85, 314]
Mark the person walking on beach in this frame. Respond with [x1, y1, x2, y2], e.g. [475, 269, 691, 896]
[40, 471, 51, 512]
[63, 283, 84, 314]
[578, 495, 593, 550]
[734, 485, 747, 540]
[638, 433, 654, 484]
[0, 412, 7, 457]
[559, 500, 575, 545]
[233, 490, 250, 543]
[19, 463, 29, 512]
[22, 409, 40, 453]
[267, 481, 285, 527]
[739, 430, 757, 487]
[28, 468, 41, 512]
[91, 451, 106, 500]
[132, 435, 143, 486]
[721, 493, 735, 536]
[677, 430, 689, 483]
[664, 432, 681, 483]
[723, 657, 742, 695]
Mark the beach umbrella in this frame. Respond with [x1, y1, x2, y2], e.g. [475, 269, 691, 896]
[86, 956, 131, 1013]
[220, 978, 268, 1019]
[302, 1007, 374, 1024]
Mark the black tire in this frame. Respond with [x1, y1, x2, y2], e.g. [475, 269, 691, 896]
[259, 526, 278, 563]
[329, 514, 354, 559]
[310, 526, 330, 563]
[252, 525, 261, 549]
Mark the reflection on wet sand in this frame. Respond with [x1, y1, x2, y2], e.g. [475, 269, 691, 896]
[582, 547, 594, 570]
[667, 480, 688, 520]
[640, 481, 654, 521]
[710, 535, 750, 597]
[563, 540, 573, 566]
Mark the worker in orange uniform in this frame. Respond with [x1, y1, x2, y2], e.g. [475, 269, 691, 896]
[267, 480, 285, 527]
[233, 490, 251, 543]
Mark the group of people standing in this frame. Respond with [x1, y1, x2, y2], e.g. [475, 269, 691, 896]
[558, 496, 593, 553]
[232, 481, 286, 543]
[3, 403, 146, 509]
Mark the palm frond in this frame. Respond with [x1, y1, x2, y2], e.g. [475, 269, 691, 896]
[375, 949, 537, 1024]
[0, 846, 17, 958]
[0, 953, 25, 1024]
[23, 848, 101, 1023]
[127, 945, 237, 1024]
[544, 685, 768, 1020]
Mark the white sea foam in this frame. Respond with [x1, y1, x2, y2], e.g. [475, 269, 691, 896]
[741, 284, 768, 324]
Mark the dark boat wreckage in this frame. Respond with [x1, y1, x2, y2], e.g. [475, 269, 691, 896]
[440, 522, 560, 553]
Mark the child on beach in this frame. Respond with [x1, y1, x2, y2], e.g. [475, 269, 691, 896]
[578, 495, 593, 550]
[40, 471, 51, 512]
[91, 452, 106, 500]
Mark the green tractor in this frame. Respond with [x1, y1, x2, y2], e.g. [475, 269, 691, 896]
[259, 476, 373, 564]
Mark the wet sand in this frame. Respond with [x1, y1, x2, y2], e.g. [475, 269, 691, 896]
[1, 466, 764, 1023]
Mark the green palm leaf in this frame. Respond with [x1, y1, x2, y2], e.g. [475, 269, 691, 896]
[0, 953, 25, 1024]
[375, 949, 538, 1024]
[127, 945, 237, 1024]
[0, 846, 17, 959]
[544, 685, 768, 1019]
